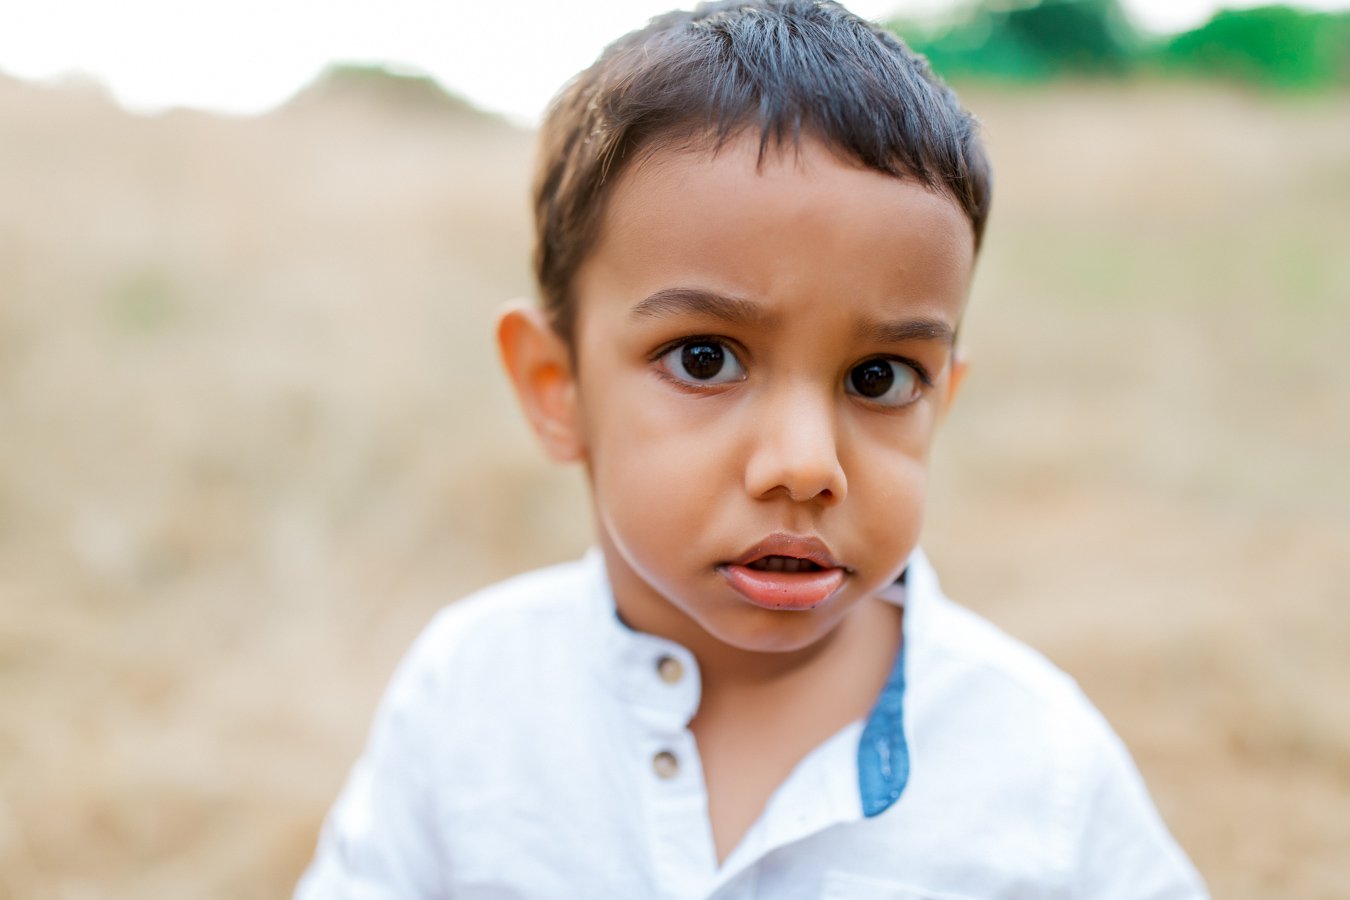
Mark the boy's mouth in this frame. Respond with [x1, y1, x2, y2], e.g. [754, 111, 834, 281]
[718, 534, 849, 611]
[745, 555, 824, 573]
[725, 534, 846, 571]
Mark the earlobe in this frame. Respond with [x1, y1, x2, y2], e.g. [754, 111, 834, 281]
[496, 301, 585, 462]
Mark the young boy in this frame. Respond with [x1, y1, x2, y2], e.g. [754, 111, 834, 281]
[298, 1, 1207, 896]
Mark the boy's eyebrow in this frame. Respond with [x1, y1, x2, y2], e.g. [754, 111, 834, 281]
[629, 287, 768, 327]
[629, 289, 954, 346]
[858, 316, 955, 346]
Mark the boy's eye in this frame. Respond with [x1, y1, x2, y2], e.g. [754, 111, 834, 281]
[846, 358, 921, 407]
[658, 340, 745, 385]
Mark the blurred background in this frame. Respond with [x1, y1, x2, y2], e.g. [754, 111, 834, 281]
[1, 0, 1347, 897]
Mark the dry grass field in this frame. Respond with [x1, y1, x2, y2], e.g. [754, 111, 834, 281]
[0, 71, 1346, 898]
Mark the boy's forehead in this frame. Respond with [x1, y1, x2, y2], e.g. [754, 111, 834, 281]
[595, 134, 975, 277]
[610, 131, 966, 224]
[575, 132, 974, 332]
[622, 131, 876, 197]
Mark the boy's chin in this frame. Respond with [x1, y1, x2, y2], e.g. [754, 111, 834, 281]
[693, 606, 852, 657]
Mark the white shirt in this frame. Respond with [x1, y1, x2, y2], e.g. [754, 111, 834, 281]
[297, 549, 1207, 899]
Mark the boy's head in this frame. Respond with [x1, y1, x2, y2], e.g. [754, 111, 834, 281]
[501, 0, 990, 659]
[532, 0, 991, 344]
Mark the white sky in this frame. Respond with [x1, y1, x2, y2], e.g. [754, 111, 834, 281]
[2, 0, 1347, 124]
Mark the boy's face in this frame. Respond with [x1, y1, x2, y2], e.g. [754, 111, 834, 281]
[507, 134, 973, 657]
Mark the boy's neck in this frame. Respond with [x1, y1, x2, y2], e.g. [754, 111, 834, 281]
[688, 591, 903, 864]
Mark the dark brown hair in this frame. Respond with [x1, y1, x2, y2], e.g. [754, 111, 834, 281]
[533, 0, 992, 343]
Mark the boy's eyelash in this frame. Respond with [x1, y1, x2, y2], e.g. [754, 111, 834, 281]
[648, 335, 740, 362]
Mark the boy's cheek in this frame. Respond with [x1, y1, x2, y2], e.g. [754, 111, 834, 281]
[590, 423, 721, 495]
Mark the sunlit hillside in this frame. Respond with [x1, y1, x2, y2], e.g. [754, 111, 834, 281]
[0, 71, 1346, 898]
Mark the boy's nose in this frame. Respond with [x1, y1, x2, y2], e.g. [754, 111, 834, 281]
[743, 389, 847, 506]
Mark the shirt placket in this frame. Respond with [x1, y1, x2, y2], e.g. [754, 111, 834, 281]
[624, 638, 720, 899]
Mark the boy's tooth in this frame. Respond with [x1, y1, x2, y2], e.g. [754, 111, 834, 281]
[743, 555, 827, 574]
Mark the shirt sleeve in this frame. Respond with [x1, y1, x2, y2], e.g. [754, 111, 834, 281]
[295, 615, 454, 900]
[1066, 712, 1210, 899]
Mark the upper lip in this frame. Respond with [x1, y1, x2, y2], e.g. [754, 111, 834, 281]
[724, 533, 846, 571]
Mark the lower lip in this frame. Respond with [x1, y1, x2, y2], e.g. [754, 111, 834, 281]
[718, 564, 847, 611]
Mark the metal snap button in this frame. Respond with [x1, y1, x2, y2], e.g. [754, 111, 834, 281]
[652, 750, 679, 779]
[656, 655, 684, 684]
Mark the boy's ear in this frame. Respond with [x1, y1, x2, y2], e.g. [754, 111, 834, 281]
[497, 301, 585, 462]
[944, 351, 969, 412]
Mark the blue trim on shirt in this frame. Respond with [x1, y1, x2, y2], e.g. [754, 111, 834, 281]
[858, 636, 909, 817]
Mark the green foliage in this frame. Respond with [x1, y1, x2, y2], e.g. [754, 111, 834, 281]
[1158, 6, 1350, 88]
[894, 0, 1139, 82]
[890, 0, 1350, 89]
